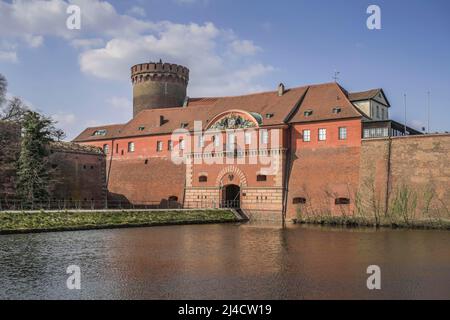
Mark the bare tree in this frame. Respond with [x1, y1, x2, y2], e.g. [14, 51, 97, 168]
[1, 96, 29, 123]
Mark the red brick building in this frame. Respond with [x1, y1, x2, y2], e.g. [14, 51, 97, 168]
[74, 61, 423, 220]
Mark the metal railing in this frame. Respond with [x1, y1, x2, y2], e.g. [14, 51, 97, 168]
[0, 198, 244, 211]
[0, 199, 183, 211]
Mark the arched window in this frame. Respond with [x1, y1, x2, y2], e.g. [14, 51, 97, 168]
[199, 175, 208, 183]
[335, 198, 350, 205]
[293, 197, 306, 204]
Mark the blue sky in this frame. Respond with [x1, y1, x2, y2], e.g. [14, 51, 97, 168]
[0, 0, 449, 139]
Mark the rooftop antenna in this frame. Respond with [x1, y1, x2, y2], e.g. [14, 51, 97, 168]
[404, 93, 407, 135]
[332, 70, 340, 82]
[427, 90, 431, 134]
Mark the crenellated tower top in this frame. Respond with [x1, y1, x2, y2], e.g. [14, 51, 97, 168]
[131, 60, 190, 117]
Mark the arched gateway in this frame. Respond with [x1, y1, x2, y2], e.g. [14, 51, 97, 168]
[222, 184, 241, 208]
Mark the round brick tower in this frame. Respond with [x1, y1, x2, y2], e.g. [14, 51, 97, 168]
[131, 60, 189, 117]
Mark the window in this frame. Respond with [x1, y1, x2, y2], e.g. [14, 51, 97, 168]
[245, 132, 252, 145]
[304, 110, 313, 117]
[335, 198, 350, 205]
[199, 175, 207, 183]
[303, 129, 311, 142]
[257, 174, 267, 182]
[376, 105, 380, 118]
[138, 126, 145, 131]
[339, 127, 347, 140]
[265, 113, 274, 119]
[261, 130, 269, 144]
[157, 141, 163, 152]
[168, 140, 173, 151]
[180, 122, 188, 128]
[332, 107, 341, 114]
[168, 196, 178, 202]
[293, 197, 306, 204]
[93, 129, 107, 136]
[103, 144, 109, 154]
[198, 136, 204, 148]
[179, 139, 185, 150]
[381, 108, 385, 120]
[116, 144, 119, 154]
[227, 133, 235, 150]
[318, 128, 327, 141]
[128, 142, 135, 152]
[212, 134, 220, 147]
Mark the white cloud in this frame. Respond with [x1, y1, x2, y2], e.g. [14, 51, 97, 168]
[126, 6, 146, 17]
[79, 21, 274, 96]
[230, 40, 261, 56]
[70, 38, 105, 50]
[0, 51, 18, 63]
[0, 0, 274, 97]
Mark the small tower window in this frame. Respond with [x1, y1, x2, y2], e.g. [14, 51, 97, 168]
[199, 175, 208, 183]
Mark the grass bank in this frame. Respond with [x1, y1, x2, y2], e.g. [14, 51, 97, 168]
[294, 216, 450, 230]
[0, 209, 239, 235]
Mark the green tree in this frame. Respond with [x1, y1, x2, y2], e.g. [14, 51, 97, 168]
[16, 111, 55, 204]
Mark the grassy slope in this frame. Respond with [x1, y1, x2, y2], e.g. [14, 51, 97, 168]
[296, 215, 450, 230]
[0, 210, 238, 233]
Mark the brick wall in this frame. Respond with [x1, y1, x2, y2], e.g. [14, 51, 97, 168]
[359, 134, 450, 217]
[48, 146, 106, 202]
[286, 119, 362, 220]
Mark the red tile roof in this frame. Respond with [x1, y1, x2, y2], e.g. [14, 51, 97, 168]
[73, 82, 364, 142]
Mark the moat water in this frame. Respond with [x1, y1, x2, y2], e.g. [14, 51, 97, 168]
[0, 222, 449, 299]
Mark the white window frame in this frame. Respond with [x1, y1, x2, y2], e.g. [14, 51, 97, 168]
[179, 139, 185, 150]
[261, 130, 269, 145]
[303, 129, 311, 142]
[157, 141, 163, 152]
[338, 127, 347, 140]
[245, 131, 252, 145]
[318, 128, 327, 141]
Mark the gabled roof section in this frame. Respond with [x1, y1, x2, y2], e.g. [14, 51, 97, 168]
[74, 86, 309, 142]
[349, 88, 390, 107]
[288, 82, 363, 123]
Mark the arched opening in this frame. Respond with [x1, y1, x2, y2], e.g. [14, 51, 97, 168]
[222, 184, 240, 208]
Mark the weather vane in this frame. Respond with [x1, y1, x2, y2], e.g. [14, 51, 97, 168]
[333, 70, 340, 82]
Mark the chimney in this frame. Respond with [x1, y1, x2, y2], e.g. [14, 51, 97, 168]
[278, 83, 285, 96]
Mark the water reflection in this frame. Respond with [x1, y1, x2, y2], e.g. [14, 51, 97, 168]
[0, 223, 449, 299]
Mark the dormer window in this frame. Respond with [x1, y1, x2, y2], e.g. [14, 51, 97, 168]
[138, 126, 145, 131]
[93, 129, 107, 136]
[304, 110, 313, 117]
[265, 113, 274, 119]
[181, 122, 188, 128]
[332, 107, 342, 114]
